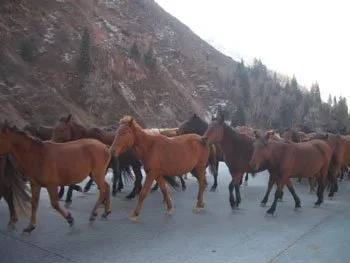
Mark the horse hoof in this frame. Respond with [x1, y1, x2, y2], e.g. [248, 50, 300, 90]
[67, 213, 74, 226]
[329, 196, 334, 200]
[130, 215, 138, 222]
[65, 202, 72, 209]
[166, 208, 174, 216]
[182, 186, 186, 191]
[23, 225, 35, 233]
[294, 206, 302, 212]
[101, 211, 111, 219]
[277, 198, 283, 202]
[265, 212, 275, 217]
[260, 203, 267, 207]
[124, 195, 134, 200]
[112, 191, 117, 197]
[193, 207, 202, 214]
[210, 187, 216, 192]
[244, 182, 248, 186]
[314, 204, 321, 208]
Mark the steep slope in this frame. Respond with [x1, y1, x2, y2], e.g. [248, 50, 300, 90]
[0, 0, 239, 127]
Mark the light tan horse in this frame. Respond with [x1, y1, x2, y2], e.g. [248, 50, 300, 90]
[109, 116, 215, 221]
[0, 120, 111, 233]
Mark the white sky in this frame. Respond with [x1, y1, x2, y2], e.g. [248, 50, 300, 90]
[155, 0, 350, 103]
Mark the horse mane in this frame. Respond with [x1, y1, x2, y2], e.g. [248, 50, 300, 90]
[222, 122, 238, 140]
[7, 125, 43, 145]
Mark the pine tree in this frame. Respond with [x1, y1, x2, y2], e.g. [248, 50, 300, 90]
[77, 27, 92, 75]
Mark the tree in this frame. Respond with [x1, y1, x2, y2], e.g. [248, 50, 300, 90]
[231, 105, 246, 126]
[77, 27, 92, 75]
[327, 94, 332, 106]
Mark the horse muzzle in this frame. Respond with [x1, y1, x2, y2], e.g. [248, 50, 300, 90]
[249, 162, 259, 171]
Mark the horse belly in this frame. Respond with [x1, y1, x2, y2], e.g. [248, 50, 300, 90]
[159, 147, 199, 175]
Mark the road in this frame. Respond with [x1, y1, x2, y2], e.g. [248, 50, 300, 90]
[1, 163, 350, 263]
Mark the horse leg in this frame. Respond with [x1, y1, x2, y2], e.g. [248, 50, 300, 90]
[179, 176, 186, 190]
[210, 161, 219, 192]
[266, 177, 283, 215]
[150, 182, 159, 192]
[58, 186, 65, 200]
[329, 166, 339, 198]
[157, 176, 173, 214]
[244, 172, 249, 186]
[261, 174, 275, 206]
[308, 177, 317, 194]
[89, 176, 110, 221]
[228, 174, 236, 209]
[46, 185, 74, 226]
[285, 178, 301, 210]
[125, 166, 142, 200]
[184, 174, 188, 180]
[192, 167, 206, 213]
[23, 184, 41, 233]
[314, 176, 325, 207]
[65, 184, 82, 208]
[4, 188, 18, 229]
[233, 172, 244, 208]
[130, 174, 154, 221]
[84, 177, 94, 193]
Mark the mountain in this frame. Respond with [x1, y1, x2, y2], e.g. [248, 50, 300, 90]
[0, 0, 243, 127]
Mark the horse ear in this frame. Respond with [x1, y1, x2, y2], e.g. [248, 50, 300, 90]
[325, 133, 329, 139]
[192, 114, 198, 119]
[1, 119, 9, 132]
[128, 118, 133, 126]
[66, 114, 72, 123]
[254, 130, 260, 139]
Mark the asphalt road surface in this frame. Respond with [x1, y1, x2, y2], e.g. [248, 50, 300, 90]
[1, 163, 350, 263]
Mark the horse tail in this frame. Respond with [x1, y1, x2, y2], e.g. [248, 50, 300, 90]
[120, 165, 134, 184]
[4, 155, 31, 217]
[207, 144, 217, 176]
[163, 176, 181, 191]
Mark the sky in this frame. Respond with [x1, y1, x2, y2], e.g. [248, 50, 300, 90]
[155, 0, 350, 103]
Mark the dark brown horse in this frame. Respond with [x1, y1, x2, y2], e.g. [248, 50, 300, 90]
[51, 114, 139, 199]
[308, 132, 350, 196]
[0, 120, 112, 233]
[23, 122, 83, 205]
[202, 115, 267, 208]
[176, 114, 224, 191]
[0, 155, 31, 229]
[249, 130, 332, 215]
[109, 116, 215, 221]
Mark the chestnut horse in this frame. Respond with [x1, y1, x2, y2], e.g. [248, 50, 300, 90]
[51, 114, 139, 199]
[202, 115, 266, 208]
[308, 132, 350, 196]
[23, 122, 83, 205]
[145, 128, 187, 191]
[249, 130, 332, 215]
[177, 114, 224, 191]
[0, 155, 31, 229]
[0, 120, 111, 233]
[109, 116, 216, 221]
[52, 115, 180, 200]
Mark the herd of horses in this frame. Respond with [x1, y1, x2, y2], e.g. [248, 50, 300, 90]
[1, 113, 350, 233]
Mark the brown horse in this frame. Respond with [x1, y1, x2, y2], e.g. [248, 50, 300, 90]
[145, 128, 187, 191]
[308, 132, 350, 196]
[256, 130, 317, 206]
[0, 120, 112, 233]
[109, 116, 215, 221]
[249, 130, 332, 215]
[177, 114, 224, 191]
[51, 114, 140, 199]
[201, 115, 267, 208]
[23, 122, 83, 205]
[0, 155, 31, 229]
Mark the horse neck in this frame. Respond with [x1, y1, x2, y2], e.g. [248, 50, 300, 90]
[70, 122, 88, 140]
[131, 125, 154, 160]
[7, 133, 44, 176]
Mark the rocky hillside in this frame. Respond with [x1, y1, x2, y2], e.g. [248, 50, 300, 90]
[0, 0, 244, 127]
